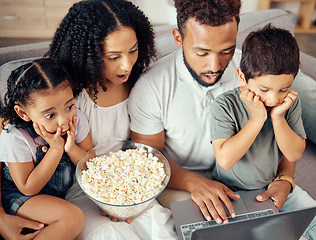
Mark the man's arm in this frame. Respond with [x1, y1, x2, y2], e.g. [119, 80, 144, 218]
[256, 155, 295, 210]
[131, 130, 240, 224]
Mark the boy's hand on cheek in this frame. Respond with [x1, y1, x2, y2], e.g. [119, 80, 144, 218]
[64, 115, 77, 153]
[270, 90, 298, 119]
[240, 89, 267, 122]
[33, 122, 64, 150]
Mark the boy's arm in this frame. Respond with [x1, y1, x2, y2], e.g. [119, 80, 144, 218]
[212, 117, 264, 169]
[212, 89, 267, 169]
[256, 155, 295, 210]
[271, 90, 305, 162]
[272, 116, 305, 161]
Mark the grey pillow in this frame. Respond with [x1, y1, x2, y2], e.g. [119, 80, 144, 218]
[0, 57, 39, 106]
[292, 70, 316, 145]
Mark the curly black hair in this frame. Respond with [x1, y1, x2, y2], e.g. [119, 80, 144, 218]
[0, 58, 72, 130]
[240, 24, 300, 81]
[174, 0, 241, 36]
[47, 0, 155, 100]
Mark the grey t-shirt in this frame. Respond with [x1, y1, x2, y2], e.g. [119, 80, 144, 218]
[129, 49, 241, 170]
[210, 88, 306, 190]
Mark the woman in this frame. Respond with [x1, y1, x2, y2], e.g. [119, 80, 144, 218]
[47, 0, 176, 239]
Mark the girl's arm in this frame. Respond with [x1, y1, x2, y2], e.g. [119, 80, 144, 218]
[0, 163, 44, 239]
[271, 90, 305, 162]
[66, 133, 94, 166]
[8, 146, 64, 196]
[63, 115, 94, 165]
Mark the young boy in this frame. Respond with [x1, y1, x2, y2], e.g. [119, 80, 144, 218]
[209, 24, 306, 191]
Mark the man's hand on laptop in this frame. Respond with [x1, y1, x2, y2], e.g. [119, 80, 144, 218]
[190, 178, 240, 224]
[256, 180, 291, 211]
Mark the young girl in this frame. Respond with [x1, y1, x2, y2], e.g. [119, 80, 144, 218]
[47, 0, 177, 239]
[0, 58, 94, 240]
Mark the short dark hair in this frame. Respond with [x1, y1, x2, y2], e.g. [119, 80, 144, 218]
[0, 58, 71, 129]
[240, 24, 300, 81]
[174, 0, 241, 36]
[47, 0, 155, 99]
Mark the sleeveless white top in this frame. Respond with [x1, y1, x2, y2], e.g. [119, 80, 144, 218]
[75, 89, 130, 147]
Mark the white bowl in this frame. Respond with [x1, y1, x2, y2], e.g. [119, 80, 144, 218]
[75, 140, 170, 220]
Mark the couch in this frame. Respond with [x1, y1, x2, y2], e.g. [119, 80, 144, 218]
[0, 9, 315, 200]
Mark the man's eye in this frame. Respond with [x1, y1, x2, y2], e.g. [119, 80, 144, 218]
[222, 49, 234, 55]
[45, 114, 54, 119]
[196, 52, 207, 57]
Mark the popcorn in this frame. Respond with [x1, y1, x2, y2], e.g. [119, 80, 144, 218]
[81, 147, 166, 205]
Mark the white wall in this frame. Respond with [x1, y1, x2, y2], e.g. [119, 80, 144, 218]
[131, 0, 308, 25]
[241, 0, 258, 13]
[130, 0, 176, 25]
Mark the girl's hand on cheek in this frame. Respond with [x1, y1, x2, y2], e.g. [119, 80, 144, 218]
[270, 90, 298, 119]
[64, 115, 77, 153]
[33, 122, 64, 150]
[240, 89, 267, 122]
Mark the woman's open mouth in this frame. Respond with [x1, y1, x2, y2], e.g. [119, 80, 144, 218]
[117, 73, 130, 83]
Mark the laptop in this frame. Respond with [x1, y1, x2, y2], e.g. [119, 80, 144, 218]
[171, 189, 316, 240]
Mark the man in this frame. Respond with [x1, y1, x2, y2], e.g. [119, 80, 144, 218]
[128, 0, 316, 238]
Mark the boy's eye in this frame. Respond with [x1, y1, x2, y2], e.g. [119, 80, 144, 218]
[67, 104, 74, 111]
[280, 89, 289, 93]
[45, 113, 55, 119]
[260, 89, 268, 92]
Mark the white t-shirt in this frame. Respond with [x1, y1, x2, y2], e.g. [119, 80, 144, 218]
[75, 89, 130, 147]
[129, 49, 241, 170]
[0, 108, 89, 164]
[68, 89, 177, 240]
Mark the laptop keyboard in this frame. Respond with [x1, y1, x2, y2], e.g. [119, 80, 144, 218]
[180, 209, 275, 240]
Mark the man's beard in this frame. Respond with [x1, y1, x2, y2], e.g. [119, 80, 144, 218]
[183, 53, 228, 87]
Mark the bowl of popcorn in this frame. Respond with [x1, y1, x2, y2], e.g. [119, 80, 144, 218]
[75, 140, 170, 220]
